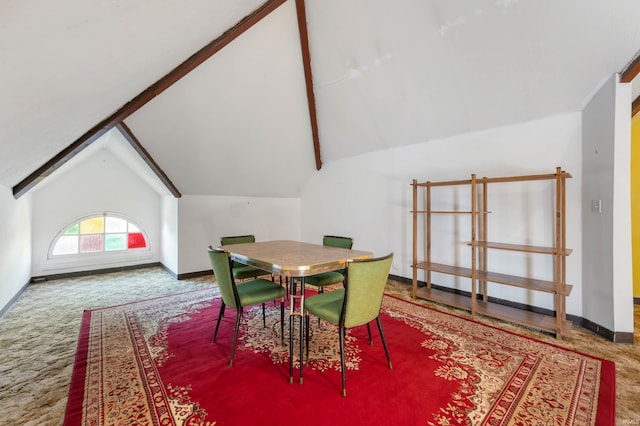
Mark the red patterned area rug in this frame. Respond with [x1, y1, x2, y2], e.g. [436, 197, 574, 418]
[64, 289, 615, 425]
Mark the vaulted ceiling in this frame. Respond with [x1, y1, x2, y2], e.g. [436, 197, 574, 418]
[2, 0, 640, 198]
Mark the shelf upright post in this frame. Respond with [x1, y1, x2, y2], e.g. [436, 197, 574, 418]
[554, 167, 563, 336]
[412, 180, 418, 298]
[561, 169, 568, 325]
[480, 177, 488, 302]
[471, 174, 477, 315]
[426, 182, 432, 292]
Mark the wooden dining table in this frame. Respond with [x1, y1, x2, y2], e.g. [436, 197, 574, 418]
[219, 240, 373, 384]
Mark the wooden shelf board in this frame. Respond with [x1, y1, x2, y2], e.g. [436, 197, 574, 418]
[476, 300, 573, 336]
[415, 262, 473, 278]
[476, 171, 572, 184]
[415, 287, 473, 312]
[471, 241, 572, 256]
[476, 270, 573, 295]
[415, 287, 572, 336]
[415, 262, 572, 296]
[414, 179, 473, 187]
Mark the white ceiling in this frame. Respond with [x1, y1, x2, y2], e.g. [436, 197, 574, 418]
[2, 0, 640, 197]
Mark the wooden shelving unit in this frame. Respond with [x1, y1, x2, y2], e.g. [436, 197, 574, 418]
[411, 167, 573, 338]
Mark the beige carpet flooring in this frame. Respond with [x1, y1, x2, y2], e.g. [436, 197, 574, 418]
[0, 266, 638, 425]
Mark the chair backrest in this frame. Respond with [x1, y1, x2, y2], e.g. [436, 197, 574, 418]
[342, 253, 393, 329]
[220, 235, 256, 270]
[220, 235, 256, 246]
[323, 235, 353, 249]
[207, 247, 240, 309]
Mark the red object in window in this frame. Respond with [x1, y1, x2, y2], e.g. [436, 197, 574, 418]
[128, 232, 146, 249]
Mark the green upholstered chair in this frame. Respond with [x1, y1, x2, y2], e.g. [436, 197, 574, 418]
[304, 252, 394, 396]
[208, 248, 285, 366]
[304, 235, 353, 292]
[220, 235, 267, 281]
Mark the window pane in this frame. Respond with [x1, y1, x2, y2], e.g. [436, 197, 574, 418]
[64, 224, 79, 235]
[80, 217, 104, 235]
[105, 234, 127, 251]
[80, 235, 103, 253]
[52, 216, 147, 257]
[105, 217, 127, 233]
[52, 236, 78, 255]
[128, 232, 146, 249]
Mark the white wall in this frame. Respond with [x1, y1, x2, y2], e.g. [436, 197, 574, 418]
[582, 74, 634, 334]
[0, 186, 31, 313]
[30, 149, 162, 276]
[161, 195, 179, 274]
[302, 112, 583, 316]
[176, 195, 301, 275]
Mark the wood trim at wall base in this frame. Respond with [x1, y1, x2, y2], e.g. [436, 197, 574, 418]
[0, 279, 31, 319]
[160, 263, 177, 279]
[574, 316, 634, 344]
[391, 274, 629, 343]
[160, 263, 212, 280]
[28, 262, 211, 282]
[31, 262, 164, 282]
[176, 270, 213, 280]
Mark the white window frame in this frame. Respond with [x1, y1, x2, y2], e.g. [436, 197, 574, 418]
[48, 212, 151, 262]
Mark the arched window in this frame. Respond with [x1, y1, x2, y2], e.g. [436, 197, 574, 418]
[50, 214, 148, 256]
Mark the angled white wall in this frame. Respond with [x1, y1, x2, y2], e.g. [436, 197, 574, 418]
[302, 112, 584, 316]
[161, 196, 179, 274]
[582, 74, 634, 336]
[175, 195, 301, 275]
[0, 186, 31, 313]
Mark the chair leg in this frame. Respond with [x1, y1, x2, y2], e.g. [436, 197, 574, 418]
[317, 287, 324, 328]
[376, 316, 392, 369]
[305, 314, 310, 359]
[367, 323, 373, 345]
[280, 298, 285, 345]
[229, 309, 242, 367]
[262, 303, 266, 327]
[213, 302, 226, 342]
[339, 326, 347, 397]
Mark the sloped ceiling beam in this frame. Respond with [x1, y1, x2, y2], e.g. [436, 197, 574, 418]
[295, 0, 322, 170]
[12, 0, 288, 199]
[621, 49, 640, 116]
[621, 49, 640, 83]
[116, 123, 182, 197]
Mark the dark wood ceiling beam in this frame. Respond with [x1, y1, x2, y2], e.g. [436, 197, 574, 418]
[116, 123, 182, 197]
[12, 125, 111, 198]
[295, 0, 322, 170]
[633, 95, 640, 117]
[12, 0, 288, 199]
[621, 50, 640, 83]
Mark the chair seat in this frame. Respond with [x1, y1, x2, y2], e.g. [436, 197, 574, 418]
[233, 265, 266, 280]
[304, 288, 345, 324]
[237, 279, 286, 307]
[304, 270, 345, 287]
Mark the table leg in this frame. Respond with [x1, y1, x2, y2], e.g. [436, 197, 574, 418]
[299, 277, 305, 384]
[287, 277, 306, 384]
[289, 302, 294, 384]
